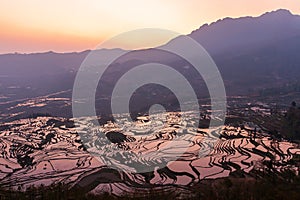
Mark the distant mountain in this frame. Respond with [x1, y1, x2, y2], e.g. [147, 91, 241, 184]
[0, 51, 88, 99]
[185, 9, 300, 95]
[142, 9, 300, 95]
[0, 49, 126, 99]
[189, 9, 300, 56]
[1, 9, 300, 103]
[0, 51, 90, 77]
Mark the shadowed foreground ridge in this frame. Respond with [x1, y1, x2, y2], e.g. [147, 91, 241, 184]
[0, 167, 300, 199]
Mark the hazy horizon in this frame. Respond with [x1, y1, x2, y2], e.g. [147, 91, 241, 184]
[0, 8, 298, 55]
[1, 0, 300, 53]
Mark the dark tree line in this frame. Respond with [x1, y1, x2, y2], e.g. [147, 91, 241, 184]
[281, 101, 300, 140]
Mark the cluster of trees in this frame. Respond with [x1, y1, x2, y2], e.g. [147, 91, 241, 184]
[281, 101, 300, 140]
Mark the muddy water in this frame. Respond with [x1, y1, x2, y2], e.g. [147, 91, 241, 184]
[0, 115, 299, 196]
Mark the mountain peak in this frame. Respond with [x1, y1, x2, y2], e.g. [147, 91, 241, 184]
[261, 9, 293, 17]
[188, 8, 300, 55]
[193, 9, 295, 33]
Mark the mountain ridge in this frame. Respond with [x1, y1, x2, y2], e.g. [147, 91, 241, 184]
[1, 8, 300, 101]
[0, 9, 298, 56]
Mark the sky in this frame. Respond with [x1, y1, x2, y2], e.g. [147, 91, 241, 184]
[1, 0, 300, 53]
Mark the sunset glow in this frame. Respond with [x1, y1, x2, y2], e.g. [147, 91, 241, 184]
[1, 0, 300, 53]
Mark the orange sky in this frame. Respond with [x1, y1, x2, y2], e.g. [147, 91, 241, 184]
[1, 0, 300, 53]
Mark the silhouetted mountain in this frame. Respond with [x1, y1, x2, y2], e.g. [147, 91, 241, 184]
[0, 51, 90, 77]
[186, 9, 300, 94]
[189, 9, 300, 56]
[1, 9, 300, 102]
